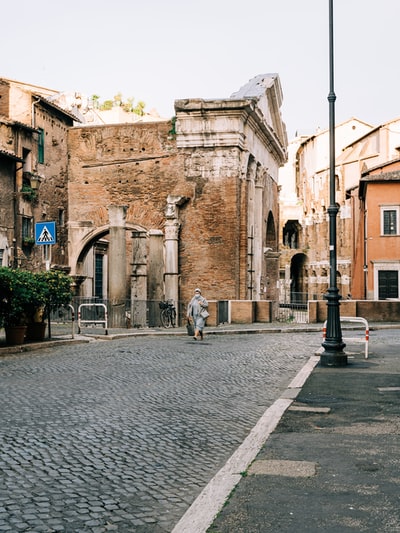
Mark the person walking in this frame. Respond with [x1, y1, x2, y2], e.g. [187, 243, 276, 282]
[187, 288, 209, 340]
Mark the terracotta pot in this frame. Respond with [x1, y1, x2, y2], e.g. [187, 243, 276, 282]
[26, 322, 47, 341]
[5, 325, 27, 345]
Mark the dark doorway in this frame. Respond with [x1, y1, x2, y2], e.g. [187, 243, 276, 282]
[378, 270, 398, 299]
[290, 253, 307, 304]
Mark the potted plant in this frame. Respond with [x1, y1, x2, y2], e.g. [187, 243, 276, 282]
[20, 183, 38, 203]
[0, 268, 73, 344]
[27, 270, 73, 340]
[22, 236, 35, 247]
[0, 267, 45, 344]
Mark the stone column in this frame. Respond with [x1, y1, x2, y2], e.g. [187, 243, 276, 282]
[246, 157, 257, 300]
[254, 166, 264, 300]
[148, 230, 164, 327]
[164, 195, 186, 309]
[264, 250, 280, 301]
[108, 205, 127, 327]
[131, 230, 148, 328]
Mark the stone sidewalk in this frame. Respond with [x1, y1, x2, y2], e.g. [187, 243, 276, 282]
[201, 327, 400, 533]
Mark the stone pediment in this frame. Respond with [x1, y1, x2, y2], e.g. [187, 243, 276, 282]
[231, 73, 287, 148]
[174, 74, 287, 166]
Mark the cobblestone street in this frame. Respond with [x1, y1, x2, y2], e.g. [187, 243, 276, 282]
[0, 331, 320, 532]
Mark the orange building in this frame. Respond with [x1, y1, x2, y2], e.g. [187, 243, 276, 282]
[353, 159, 400, 299]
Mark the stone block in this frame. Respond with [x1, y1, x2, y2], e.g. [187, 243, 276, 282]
[230, 300, 255, 323]
[254, 300, 272, 322]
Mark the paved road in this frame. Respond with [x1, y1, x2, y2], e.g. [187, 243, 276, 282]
[0, 332, 321, 532]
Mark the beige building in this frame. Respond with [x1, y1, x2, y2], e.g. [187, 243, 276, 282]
[279, 116, 400, 304]
[278, 118, 373, 303]
[0, 78, 78, 271]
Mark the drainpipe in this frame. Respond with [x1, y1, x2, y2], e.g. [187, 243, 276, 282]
[363, 206, 368, 299]
[31, 96, 40, 128]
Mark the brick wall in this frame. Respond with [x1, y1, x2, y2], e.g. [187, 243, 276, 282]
[309, 299, 400, 323]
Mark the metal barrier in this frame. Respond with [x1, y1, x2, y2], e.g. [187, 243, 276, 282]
[78, 303, 108, 335]
[323, 316, 369, 358]
[277, 302, 308, 324]
[68, 304, 75, 339]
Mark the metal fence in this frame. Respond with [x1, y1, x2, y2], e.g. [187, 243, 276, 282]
[50, 295, 312, 328]
[50, 298, 186, 329]
[276, 292, 309, 323]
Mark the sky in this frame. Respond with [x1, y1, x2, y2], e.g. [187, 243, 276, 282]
[1, 0, 399, 139]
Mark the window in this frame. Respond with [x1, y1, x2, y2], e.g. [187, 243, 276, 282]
[381, 206, 399, 235]
[38, 128, 45, 164]
[58, 209, 65, 227]
[21, 216, 33, 239]
[283, 220, 299, 249]
[94, 253, 104, 299]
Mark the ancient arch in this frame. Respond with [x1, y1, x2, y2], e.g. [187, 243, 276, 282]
[266, 211, 277, 250]
[72, 223, 149, 299]
[68, 197, 187, 327]
[261, 211, 280, 301]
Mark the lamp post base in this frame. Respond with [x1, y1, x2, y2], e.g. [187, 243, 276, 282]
[320, 351, 348, 367]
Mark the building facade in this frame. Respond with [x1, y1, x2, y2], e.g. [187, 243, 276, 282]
[279, 116, 400, 304]
[0, 78, 78, 271]
[278, 118, 373, 303]
[352, 160, 400, 300]
[66, 74, 287, 325]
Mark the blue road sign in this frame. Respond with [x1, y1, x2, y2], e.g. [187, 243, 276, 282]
[35, 221, 56, 245]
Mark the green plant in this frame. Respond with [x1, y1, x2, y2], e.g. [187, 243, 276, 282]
[21, 184, 37, 202]
[0, 268, 73, 328]
[0, 268, 45, 327]
[168, 116, 177, 136]
[22, 236, 35, 246]
[36, 270, 73, 322]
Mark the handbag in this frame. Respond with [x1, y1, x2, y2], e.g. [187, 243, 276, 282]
[186, 320, 195, 336]
[200, 309, 209, 319]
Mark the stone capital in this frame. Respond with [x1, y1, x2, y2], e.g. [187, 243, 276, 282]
[164, 220, 180, 240]
[165, 195, 189, 219]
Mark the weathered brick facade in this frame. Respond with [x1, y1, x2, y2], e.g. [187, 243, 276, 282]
[67, 76, 287, 323]
[0, 78, 76, 271]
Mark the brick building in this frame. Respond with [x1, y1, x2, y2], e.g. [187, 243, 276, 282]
[0, 75, 287, 327]
[0, 78, 78, 271]
[67, 74, 288, 325]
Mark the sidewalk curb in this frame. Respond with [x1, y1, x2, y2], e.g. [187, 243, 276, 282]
[171, 355, 320, 533]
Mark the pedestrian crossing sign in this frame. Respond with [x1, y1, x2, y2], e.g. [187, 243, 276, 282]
[35, 221, 56, 245]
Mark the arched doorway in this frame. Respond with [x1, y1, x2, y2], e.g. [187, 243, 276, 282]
[72, 225, 165, 327]
[290, 253, 307, 304]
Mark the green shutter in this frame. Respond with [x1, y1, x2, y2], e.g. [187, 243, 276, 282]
[38, 128, 45, 163]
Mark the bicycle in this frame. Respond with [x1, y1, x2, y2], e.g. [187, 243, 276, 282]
[159, 301, 177, 328]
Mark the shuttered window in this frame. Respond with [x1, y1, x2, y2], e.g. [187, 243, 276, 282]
[38, 128, 45, 163]
[383, 210, 397, 235]
[21, 216, 32, 239]
[381, 206, 399, 235]
[95, 253, 104, 299]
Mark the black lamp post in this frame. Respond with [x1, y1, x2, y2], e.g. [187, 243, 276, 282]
[320, 0, 347, 367]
